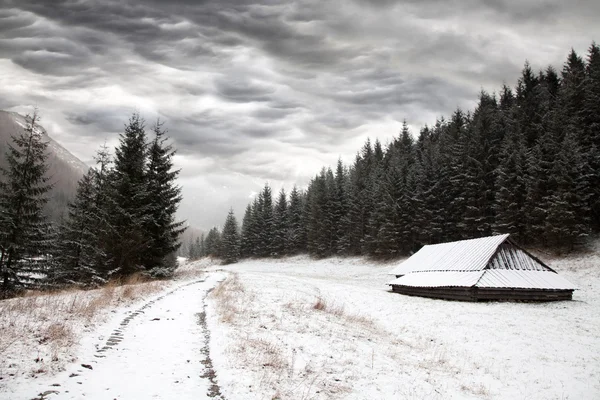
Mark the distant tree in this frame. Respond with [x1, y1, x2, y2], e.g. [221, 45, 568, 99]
[240, 203, 255, 258]
[286, 185, 305, 254]
[259, 184, 274, 257]
[0, 110, 52, 296]
[272, 189, 288, 256]
[332, 159, 348, 254]
[204, 227, 221, 257]
[197, 234, 205, 257]
[187, 235, 203, 261]
[220, 209, 240, 264]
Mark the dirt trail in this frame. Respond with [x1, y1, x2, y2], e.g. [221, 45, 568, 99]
[27, 274, 225, 400]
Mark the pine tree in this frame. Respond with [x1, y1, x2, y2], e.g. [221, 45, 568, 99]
[91, 144, 116, 278]
[493, 127, 528, 241]
[197, 234, 205, 258]
[583, 42, 600, 228]
[442, 110, 468, 241]
[272, 189, 288, 256]
[107, 112, 149, 276]
[0, 110, 52, 295]
[515, 62, 544, 148]
[544, 131, 590, 249]
[305, 170, 334, 257]
[329, 159, 347, 254]
[338, 156, 363, 255]
[240, 203, 255, 258]
[259, 184, 275, 257]
[220, 209, 240, 264]
[286, 185, 305, 254]
[141, 120, 184, 277]
[52, 170, 106, 286]
[187, 236, 196, 260]
[204, 227, 221, 257]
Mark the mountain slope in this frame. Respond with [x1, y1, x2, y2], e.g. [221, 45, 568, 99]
[0, 110, 89, 222]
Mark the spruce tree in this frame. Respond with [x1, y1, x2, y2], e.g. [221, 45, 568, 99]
[259, 184, 275, 257]
[187, 236, 197, 260]
[272, 189, 288, 256]
[107, 113, 149, 276]
[332, 159, 348, 254]
[204, 227, 221, 257]
[493, 127, 528, 241]
[544, 131, 590, 249]
[583, 42, 600, 228]
[141, 120, 184, 277]
[0, 110, 52, 295]
[220, 209, 240, 264]
[286, 185, 305, 254]
[197, 234, 205, 257]
[240, 203, 255, 258]
[52, 170, 106, 286]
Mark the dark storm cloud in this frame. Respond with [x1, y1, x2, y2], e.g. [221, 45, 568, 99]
[214, 77, 276, 103]
[1, 0, 599, 229]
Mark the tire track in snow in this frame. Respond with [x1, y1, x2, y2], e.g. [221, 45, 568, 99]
[196, 286, 225, 399]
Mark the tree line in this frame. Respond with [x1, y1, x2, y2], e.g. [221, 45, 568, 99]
[195, 42, 600, 263]
[0, 111, 183, 297]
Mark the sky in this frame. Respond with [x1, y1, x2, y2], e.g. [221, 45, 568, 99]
[0, 0, 599, 231]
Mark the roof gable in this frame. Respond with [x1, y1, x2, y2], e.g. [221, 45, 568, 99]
[487, 243, 551, 272]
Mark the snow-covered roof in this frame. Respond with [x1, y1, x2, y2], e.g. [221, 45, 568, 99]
[389, 234, 509, 276]
[388, 234, 577, 291]
[477, 270, 575, 290]
[388, 270, 576, 290]
[389, 271, 484, 288]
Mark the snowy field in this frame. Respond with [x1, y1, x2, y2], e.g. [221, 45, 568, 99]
[0, 248, 598, 399]
[205, 247, 600, 400]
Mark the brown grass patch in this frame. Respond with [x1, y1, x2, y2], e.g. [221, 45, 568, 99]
[311, 296, 376, 330]
[210, 273, 246, 324]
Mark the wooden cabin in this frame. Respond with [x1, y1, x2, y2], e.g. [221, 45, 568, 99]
[388, 234, 575, 301]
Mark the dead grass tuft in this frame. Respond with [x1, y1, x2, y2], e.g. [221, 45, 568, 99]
[210, 273, 245, 324]
[460, 383, 489, 397]
[310, 296, 376, 331]
[313, 296, 327, 311]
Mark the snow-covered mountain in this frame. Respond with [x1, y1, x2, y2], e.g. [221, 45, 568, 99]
[0, 110, 89, 221]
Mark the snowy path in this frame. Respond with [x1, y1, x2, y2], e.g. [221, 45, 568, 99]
[21, 274, 225, 400]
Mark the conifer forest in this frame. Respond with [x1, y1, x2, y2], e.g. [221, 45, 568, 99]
[0, 112, 183, 297]
[1, 42, 599, 295]
[192, 43, 600, 264]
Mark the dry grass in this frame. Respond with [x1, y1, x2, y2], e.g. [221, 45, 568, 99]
[311, 296, 376, 331]
[210, 277, 386, 399]
[461, 383, 490, 397]
[210, 273, 246, 324]
[0, 279, 167, 380]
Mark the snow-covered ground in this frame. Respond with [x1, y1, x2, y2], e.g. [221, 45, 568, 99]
[205, 247, 600, 400]
[0, 261, 219, 400]
[4, 274, 226, 400]
[1, 249, 597, 399]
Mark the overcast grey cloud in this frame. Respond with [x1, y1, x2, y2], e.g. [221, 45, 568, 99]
[0, 0, 598, 230]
